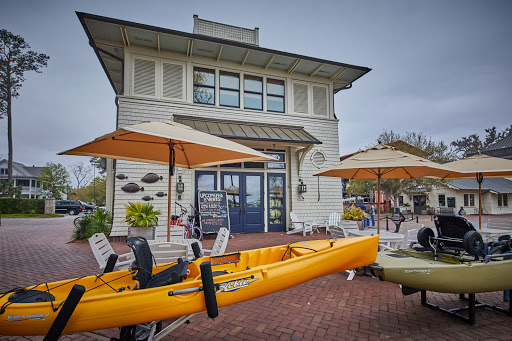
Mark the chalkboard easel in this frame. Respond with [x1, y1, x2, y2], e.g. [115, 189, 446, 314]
[198, 190, 230, 234]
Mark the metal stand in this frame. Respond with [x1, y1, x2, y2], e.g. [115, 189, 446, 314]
[420, 290, 512, 325]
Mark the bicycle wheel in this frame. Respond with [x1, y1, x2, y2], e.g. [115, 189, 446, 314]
[74, 217, 83, 229]
[182, 225, 190, 239]
[191, 227, 203, 241]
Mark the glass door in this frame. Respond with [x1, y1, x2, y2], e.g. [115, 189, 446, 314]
[268, 173, 286, 232]
[221, 172, 264, 233]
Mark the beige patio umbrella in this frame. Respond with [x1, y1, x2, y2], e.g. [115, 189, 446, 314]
[60, 120, 275, 241]
[314, 144, 462, 233]
[439, 154, 512, 229]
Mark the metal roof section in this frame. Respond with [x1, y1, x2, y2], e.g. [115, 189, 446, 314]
[174, 115, 321, 145]
[76, 12, 371, 95]
[447, 178, 512, 194]
[482, 133, 512, 159]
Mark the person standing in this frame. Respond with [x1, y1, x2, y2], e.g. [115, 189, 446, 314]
[369, 204, 376, 227]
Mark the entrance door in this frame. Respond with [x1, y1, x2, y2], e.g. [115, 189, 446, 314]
[221, 172, 264, 233]
[268, 173, 286, 232]
[413, 195, 426, 215]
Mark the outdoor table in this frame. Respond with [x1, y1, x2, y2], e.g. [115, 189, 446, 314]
[345, 229, 405, 249]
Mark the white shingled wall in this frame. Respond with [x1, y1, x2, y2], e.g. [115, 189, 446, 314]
[110, 98, 343, 236]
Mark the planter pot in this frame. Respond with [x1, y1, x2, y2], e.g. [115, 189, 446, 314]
[356, 220, 364, 230]
[128, 226, 155, 240]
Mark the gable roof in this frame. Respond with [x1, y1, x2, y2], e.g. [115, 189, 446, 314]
[447, 178, 512, 194]
[0, 159, 43, 178]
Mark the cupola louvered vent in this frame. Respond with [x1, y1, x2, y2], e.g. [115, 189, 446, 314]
[134, 59, 156, 96]
[311, 150, 326, 168]
[313, 86, 328, 116]
[293, 83, 308, 114]
[163, 63, 183, 100]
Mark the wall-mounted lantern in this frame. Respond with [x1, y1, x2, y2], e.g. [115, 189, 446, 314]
[298, 179, 307, 193]
[176, 176, 184, 193]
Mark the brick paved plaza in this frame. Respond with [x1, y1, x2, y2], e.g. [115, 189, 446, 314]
[1, 215, 511, 340]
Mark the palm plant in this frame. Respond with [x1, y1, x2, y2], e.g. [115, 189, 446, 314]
[123, 202, 161, 228]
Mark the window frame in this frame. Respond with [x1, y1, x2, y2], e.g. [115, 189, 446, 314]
[219, 71, 240, 108]
[193, 67, 216, 106]
[243, 74, 263, 111]
[498, 193, 508, 207]
[438, 194, 446, 207]
[266, 78, 285, 113]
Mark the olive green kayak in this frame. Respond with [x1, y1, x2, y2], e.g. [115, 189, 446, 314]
[369, 248, 512, 294]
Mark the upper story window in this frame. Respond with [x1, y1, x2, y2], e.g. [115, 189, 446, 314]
[267, 79, 285, 113]
[220, 71, 240, 108]
[0, 168, 7, 175]
[193, 67, 215, 105]
[244, 75, 263, 110]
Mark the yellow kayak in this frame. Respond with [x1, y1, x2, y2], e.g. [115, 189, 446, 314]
[0, 236, 378, 336]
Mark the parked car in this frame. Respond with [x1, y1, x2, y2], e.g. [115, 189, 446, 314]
[80, 201, 96, 214]
[55, 200, 83, 215]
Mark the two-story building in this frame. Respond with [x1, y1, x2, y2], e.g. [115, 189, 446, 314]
[77, 13, 371, 237]
[0, 160, 42, 198]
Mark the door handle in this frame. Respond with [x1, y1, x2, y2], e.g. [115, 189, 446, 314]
[243, 203, 247, 214]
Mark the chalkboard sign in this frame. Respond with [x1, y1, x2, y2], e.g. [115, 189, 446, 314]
[198, 190, 230, 234]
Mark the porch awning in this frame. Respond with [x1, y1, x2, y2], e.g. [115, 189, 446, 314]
[174, 115, 321, 145]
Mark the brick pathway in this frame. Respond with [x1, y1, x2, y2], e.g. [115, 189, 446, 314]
[1, 216, 511, 340]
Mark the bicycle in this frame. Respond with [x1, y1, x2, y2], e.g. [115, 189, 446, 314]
[174, 202, 203, 240]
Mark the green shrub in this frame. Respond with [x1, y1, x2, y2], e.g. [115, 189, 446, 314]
[73, 209, 113, 240]
[0, 198, 45, 214]
[342, 207, 367, 221]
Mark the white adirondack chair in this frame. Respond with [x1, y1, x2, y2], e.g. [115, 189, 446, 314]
[149, 242, 189, 265]
[287, 212, 319, 236]
[208, 227, 230, 256]
[88, 233, 134, 271]
[400, 228, 420, 249]
[325, 212, 341, 234]
[152, 225, 202, 251]
[327, 225, 355, 280]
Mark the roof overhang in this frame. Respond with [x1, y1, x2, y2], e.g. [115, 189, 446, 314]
[76, 12, 371, 95]
[174, 115, 321, 145]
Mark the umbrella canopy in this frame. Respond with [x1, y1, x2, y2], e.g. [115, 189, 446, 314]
[440, 154, 512, 229]
[314, 144, 461, 233]
[60, 121, 275, 240]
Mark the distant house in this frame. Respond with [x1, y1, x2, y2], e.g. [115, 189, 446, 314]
[482, 132, 512, 159]
[0, 160, 43, 198]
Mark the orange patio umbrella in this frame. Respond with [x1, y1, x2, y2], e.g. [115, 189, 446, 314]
[60, 121, 275, 241]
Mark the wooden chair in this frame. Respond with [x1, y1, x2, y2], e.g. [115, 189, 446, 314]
[88, 233, 134, 271]
[287, 212, 319, 236]
[325, 212, 341, 235]
[208, 227, 230, 256]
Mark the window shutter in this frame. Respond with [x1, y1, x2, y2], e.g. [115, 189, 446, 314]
[133, 59, 156, 96]
[293, 83, 308, 114]
[313, 86, 328, 116]
[163, 63, 184, 100]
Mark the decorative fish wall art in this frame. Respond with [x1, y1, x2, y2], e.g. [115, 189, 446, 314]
[116, 174, 128, 180]
[141, 173, 163, 183]
[121, 183, 144, 193]
[156, 192, 167, 197]
[142, 196, 154, 201]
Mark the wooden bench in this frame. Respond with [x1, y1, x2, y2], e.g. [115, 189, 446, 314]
[438, 207, 454, 214]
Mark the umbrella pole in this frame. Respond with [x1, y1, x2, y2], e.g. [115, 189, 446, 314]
[477, 173, 483, 230]
[167, 143, 175, 242]
[377, 174, 381, 234]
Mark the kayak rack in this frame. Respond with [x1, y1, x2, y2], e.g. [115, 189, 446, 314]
[420, 290, 512, 325]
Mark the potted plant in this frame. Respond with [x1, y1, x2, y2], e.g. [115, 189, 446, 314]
[403, 202, 411, 214]
[421, 204, 430, 215]
[342, 207, 367, 230]
[123, 202, 161, 239]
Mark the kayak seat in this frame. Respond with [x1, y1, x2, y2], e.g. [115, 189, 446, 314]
[434, 215, 475, 248]
[127, 236, 190, 289]
[147, 259, 189, 289]
[127, 236, 154, 289]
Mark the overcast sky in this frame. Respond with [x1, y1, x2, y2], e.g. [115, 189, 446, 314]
[1, 0, 511, 183]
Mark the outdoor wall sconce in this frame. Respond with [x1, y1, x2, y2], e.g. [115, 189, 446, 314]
[176, 177, 185, 193]
[298, 179, 307, 193]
